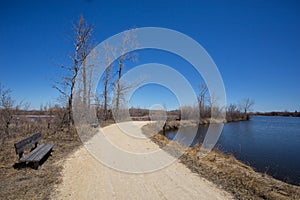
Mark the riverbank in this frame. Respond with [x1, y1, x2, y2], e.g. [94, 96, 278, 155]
[142, 123, 300, 199]
[160, 118, 248, 133]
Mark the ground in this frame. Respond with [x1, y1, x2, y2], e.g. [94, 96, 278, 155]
[1, 121, 299, 199]
[52, 121, 233, 200]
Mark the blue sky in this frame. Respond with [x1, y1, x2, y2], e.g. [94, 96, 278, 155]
[0, 0, 299, 112]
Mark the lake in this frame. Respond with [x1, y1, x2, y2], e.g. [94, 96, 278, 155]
[166, 116, 300, 185]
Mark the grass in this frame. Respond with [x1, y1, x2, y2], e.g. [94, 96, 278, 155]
[0, 118, 116, 199]
[0, 125, 81, 199]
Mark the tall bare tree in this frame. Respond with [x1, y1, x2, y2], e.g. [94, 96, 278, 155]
[101, 43, 115, 120]
[197, 84, 208, 119]
[115, 30, 137, 116]
[53, 15, 93, 127]
[74, 16, 94, 107]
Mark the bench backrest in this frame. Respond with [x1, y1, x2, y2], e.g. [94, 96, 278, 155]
[14, 133, 42, 155]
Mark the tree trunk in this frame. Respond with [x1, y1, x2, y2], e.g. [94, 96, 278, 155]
[68, 93, 73, 127]
[104, 79, 108, 120]
[83, 60, 87, 107]
[116, 59, 123, 116]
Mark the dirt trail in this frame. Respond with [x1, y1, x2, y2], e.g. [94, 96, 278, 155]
[53, 121, 233, 200]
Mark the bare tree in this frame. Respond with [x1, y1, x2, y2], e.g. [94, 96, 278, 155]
[77, 20, 93, 106]
[239, 98, 255, 118]
[178, 103, 199, 121]
[0, 83, 14, 135]
[53, 15, 93, 128]
[226, 103, 242, 121]
[208, 92, 218, 118]
[87, 62, 95, 109]
[101, 43, 115, 120]
[115, 30, 137, 116]
[112, 82, 138, 121]
[94, 93, 103, 120]
[197, 84, 208, 119]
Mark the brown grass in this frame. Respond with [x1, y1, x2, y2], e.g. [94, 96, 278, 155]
[0, 118, 118, 199]
[0, 124, 81, 200]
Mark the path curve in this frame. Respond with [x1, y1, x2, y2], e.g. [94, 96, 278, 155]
[53, 121, 233, 200]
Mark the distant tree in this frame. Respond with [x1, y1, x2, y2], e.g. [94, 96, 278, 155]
[180, 105, 198, 120]
[226, 103, 242, 121]
[197, 84, 208, 119]
[209, 92, 223, 119]
[94, 93, 103, 120]
[227, 103, 237, 114]
[239, 98, 255, 119]
[0, 83, 14, 135]
[40, 103, 44, 111]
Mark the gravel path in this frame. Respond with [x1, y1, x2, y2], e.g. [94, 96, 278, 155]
[53, 121, 233, 200]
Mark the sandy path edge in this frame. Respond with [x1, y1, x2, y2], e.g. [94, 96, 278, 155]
[52, 121, 233, 200]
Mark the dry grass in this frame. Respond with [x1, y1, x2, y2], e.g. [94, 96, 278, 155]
[0, 118, 117, 200]
[143, 124, 300, 200]
[0, 125, 81, 200]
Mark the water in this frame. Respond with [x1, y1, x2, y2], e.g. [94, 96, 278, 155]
[166, 116, 300, 185]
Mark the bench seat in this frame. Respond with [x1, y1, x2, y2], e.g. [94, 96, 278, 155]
[20, 143, 54, 162]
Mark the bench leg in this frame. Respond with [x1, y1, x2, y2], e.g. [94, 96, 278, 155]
[33, 162, 39, 170]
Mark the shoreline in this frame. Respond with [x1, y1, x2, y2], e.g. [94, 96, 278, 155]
[142, 122, 300, 199]
[159, 118, 248, 133]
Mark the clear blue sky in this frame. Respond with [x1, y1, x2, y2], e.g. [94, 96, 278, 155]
[0, 0, 299, 112]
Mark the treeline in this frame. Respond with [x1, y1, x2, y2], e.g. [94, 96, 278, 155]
[178, 84, 255, 123]
[255, 111, 300, 117]
[0, 80, 254, 143]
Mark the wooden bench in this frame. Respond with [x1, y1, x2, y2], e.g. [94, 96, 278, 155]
[14, 133, 54, 169]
